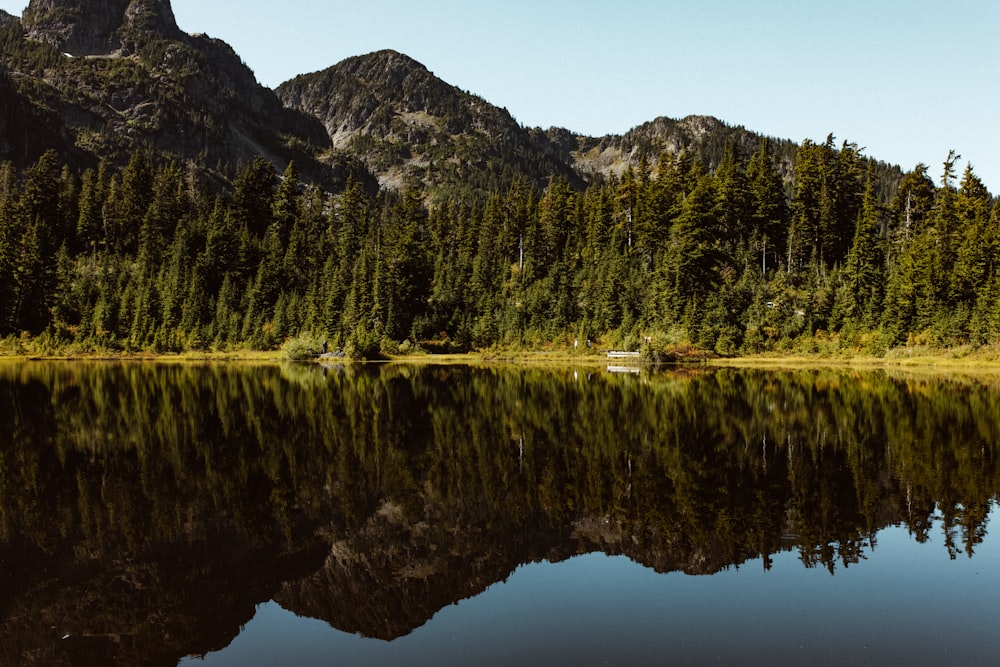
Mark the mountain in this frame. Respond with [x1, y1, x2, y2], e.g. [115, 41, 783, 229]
[276, 49, 806, 195]
[0, 0, 369, 188]
[1, 1, 896, 199]
[275, 49, 585, 194]
[22, 0, 184, 56]
[548, 115, 799, 181]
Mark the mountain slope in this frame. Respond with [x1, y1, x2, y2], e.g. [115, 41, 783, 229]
[276, 50, 585, 194]
[276, 50, 817, 196]
[0, 0, 368, 188]
[2, 1, 898, 199]
[551, 114, 799, 180]
[278, 49, 909, 201]
[22, 0, 184, 56]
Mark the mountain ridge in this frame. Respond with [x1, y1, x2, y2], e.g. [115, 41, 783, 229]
[276, 49, 587, 193]
[1, 0, 898, 199]
[276, 48, 808, 194]
[0, 0, 370, 189]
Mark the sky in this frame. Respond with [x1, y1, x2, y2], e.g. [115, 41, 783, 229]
[1, 0, 997, 192]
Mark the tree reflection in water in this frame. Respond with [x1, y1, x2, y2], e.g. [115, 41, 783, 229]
[0, 362, 996, 665]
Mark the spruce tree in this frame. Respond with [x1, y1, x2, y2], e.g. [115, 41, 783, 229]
[10, 150, 65, 333]
[232, 157, 277, 239]
[746, 138, 789, 276]
[658, 173, 723, 330]
[837, 166, 886, 328]
[951, 164, 993, 303]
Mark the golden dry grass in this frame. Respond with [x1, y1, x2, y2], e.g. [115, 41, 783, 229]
[6, 343, 1000, 375]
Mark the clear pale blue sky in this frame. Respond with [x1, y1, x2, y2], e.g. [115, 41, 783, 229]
[2, 0, 997, 192]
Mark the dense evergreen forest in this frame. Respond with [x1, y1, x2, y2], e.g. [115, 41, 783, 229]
[0, 136, 998, 357]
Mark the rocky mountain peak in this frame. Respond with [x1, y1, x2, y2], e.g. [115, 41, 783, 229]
[276, 49, 586, 191]
[335, 49, 430, 85]
[123, 0, 179, 36]
[22, 0, 181, 56]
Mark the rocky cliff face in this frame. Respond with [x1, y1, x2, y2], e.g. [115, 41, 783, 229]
[22, 0, 181, 56]
[0, 0, 367, 188]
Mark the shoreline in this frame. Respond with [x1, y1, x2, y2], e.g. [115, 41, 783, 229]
[4, 347, 1000, 374]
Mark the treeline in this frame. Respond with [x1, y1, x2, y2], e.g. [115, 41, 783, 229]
[0, 137, 997, 355]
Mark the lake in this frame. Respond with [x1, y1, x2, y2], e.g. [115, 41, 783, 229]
[0, 361, 997, 666]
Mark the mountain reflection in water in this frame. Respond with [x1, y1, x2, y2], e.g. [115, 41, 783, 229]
[0, 362, 997, 666]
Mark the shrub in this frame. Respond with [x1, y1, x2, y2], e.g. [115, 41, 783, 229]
[345, 329, 384, 360]
[281, 336, 323, 361]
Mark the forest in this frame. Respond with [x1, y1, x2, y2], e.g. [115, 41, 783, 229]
[0, 135, 998, 357]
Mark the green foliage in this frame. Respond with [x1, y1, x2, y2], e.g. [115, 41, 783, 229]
[281, 335, 325, 360]
[344, 328, 384, 360]
[0, 21, 63, 71]
[0, 144, 994, 356]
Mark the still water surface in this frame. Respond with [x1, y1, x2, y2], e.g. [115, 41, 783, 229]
[1, 361, 997, 666]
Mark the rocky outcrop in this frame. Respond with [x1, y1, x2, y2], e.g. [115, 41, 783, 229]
[22, 0, 181, 56]
[1, 0, 367, 188]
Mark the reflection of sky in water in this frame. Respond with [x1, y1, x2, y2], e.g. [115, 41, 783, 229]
[184, 507, 999, 666]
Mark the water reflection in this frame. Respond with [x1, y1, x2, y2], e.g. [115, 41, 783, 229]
[0, 362, 997, 665]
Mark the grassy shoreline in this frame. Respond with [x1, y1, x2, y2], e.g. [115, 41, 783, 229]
[5, 345, 1000, 373]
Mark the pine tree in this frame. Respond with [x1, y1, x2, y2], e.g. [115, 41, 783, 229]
[241, 227, 285, 347]
[888, 164, 935, 249]
[232, 157, 277, 238]
[926, 151, 962, 323]
[0, 161, 19, 333]
[980, 201, 1000, 343]
[657, 172, 723, 329]
[469, 195, 504, 345]
[951, 164, 993, 303]
[836, 166, 885, 328]
[0, 162, 16, 207]
[321, 174, 371, 338]
[951, 164, 996, 343]
[139, 162, 188, 266]
[157, 216, 198, 348]
[272, 161, 300, 248]
[76, 162, 109, 253]
[746, 138, 789, 276]
[9, 150, 66, 333]
[715, 140, 752, 247]
[831, 140, 866, 262]
[788, 139, 823, 276]
[116, 150, 155, 255]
